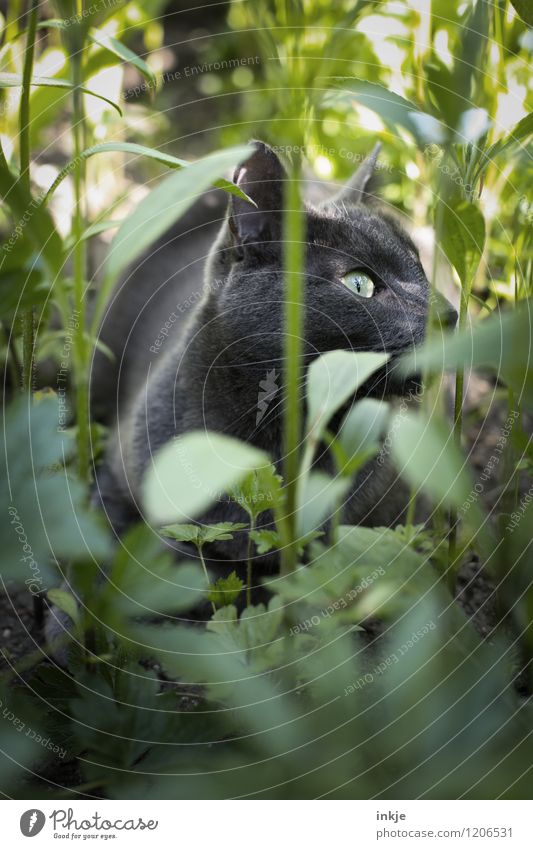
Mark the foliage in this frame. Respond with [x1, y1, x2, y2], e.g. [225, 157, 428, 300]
[0, 0, 532, 801]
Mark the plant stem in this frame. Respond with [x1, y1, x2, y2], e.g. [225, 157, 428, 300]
[246, 517, 255, 607]
[197, 544, 216, 615]
[448, 280, 470, 575]
[19, 0, 39, 396]
[19, 0, 38, 194]
[70, 18, 90, 484]
[281, 155, 305, 576]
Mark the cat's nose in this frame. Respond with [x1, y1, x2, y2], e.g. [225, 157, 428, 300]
[431, 292, 457, 329]
[445, 304, 458, 328]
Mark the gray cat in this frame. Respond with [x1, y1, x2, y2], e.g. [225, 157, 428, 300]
[92, 141, 457, 575]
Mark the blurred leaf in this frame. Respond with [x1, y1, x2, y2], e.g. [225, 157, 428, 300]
[401, 301, 533, 406]
[101, 525, 206, 622]
[391, 410, 487, 541]
[0, 397, 112, 588]
[143, 430, 268, 525]
[455, 108, 491, 145]
[336, 398, 389, 473]
[297, 472, 350, 537]
[306, 350, 388, 440]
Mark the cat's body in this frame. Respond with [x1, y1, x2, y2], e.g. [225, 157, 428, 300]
[92, 142, 456, 573]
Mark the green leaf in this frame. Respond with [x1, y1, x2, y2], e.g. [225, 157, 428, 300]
[207, 572, 245, 608]
[143, 430, 268, 525]
[306, 350, 389, 440]
[47, 588, 79, 625]
[161, 521, 248, 546]
[249, 528, 281, 553]
[88, 27, 156, 88]
[43, 142, 252, 206]
[441, 198, 485, 288]
[103, 144, 251, 286]
[0, 72, 122, 115]
[229, 464, 283, 520]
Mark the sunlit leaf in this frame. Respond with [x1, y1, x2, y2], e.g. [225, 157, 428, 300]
[43, 142, 252, 205]
[88, 27, 156, 88]
[103, 144, 251, 286]
[327, 78, 447, 145]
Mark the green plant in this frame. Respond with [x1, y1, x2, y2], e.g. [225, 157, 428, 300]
[1, 0, 532, 802]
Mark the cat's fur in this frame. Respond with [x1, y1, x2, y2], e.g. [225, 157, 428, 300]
[92, 141, 456, 573]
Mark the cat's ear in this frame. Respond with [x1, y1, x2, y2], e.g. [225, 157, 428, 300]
[330, 142, 382, 206]
[229, 141, 286, 251]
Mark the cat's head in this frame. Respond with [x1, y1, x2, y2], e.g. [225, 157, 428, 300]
[205, 141, 456, 397]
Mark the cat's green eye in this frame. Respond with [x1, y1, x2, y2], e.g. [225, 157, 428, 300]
[342, 270, 375, 298]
